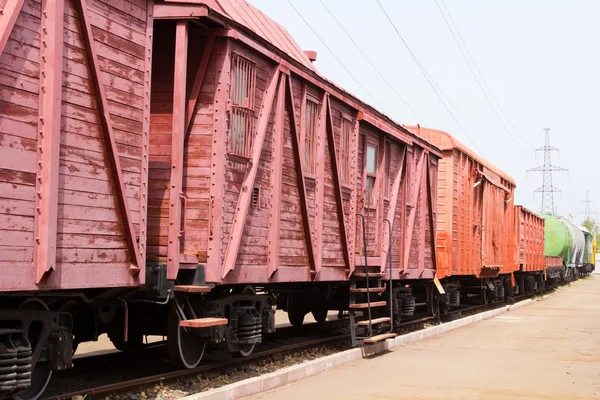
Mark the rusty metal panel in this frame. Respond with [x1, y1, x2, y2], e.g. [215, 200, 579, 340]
[515, 206, 545, 273]
[0, 0, 151, 291]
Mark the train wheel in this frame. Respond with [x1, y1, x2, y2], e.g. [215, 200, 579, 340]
[286, 292, 306, 327]
[167, 305, 206, 369]
[13, 298, 52, 400]
[427, 284, 440, 318]
[231, 286, 257, 358]
[311, 309, 328, 324]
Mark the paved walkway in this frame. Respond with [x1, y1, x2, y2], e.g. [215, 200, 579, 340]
[245, 278, 600, 400]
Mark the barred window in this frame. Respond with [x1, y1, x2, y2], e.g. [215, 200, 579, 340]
[229, 53, 256, 158]
[340, 118, 351, 184]
[304, 98, 319, 174]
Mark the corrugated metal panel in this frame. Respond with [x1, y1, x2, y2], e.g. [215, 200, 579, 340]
[516, 206, 545, 272]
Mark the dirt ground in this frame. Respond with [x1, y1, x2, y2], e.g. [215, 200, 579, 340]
[244, 277, 600, 400]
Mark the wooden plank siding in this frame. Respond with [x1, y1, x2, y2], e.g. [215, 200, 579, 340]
[147, 21, 214, 266]
[0, 0, 150, 291]
[1, 0, 442, 291]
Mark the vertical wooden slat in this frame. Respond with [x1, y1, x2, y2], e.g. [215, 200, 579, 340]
[222, 66, 281, 279]
[267, 73, 286, 278]
[285, 75, 317, 276]
[0, 0, 25, 56]
[403, 149, 426, 270]
[206, 38, 229, 283]
[166, 20, 188, 280]
[299, 82, 307, 158]
[34, 0, 64, 283]
[418, 153, 430, 277]
[136, 0, 153, 283]
[324, 96, 351, 273]
[380, 146, 406, 274]
[74, 0, 142, 273]
[347, 117, 359, 277]
[313, 95, 326, 275]
[376, 132, 386, 256]
[186, 32, 215, 134]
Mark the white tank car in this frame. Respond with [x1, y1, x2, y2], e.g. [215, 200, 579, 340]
[561, 218, 585, 267]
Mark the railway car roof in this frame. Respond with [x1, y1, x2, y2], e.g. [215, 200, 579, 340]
[404, 125, 516, 186]
[173, 0, 441, 154]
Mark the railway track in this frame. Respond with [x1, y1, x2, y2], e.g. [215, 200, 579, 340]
[43, 288, 559, 400]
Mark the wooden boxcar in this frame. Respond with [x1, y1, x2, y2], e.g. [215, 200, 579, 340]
[405, 125, 516, 306]
[0, 0, 441, 397]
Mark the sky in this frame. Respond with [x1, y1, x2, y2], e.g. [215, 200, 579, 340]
[248, 0, 599, 224]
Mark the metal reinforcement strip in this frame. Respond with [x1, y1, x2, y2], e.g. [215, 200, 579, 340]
[182, 298, 534, 400]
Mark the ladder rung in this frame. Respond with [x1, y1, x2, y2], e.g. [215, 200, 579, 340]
[363, 333, 397, 343]
[174, 285, 212, 293]
[353, 272, 385, 278]
[180, 317, 228, 328]
[349, 301, 387, 309]
[350, 287, 386, 293]
[357, 317, 391, 326]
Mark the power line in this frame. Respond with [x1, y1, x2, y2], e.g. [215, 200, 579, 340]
[438, 0, 534, 151]
[373, 0, 482, 154]
[317, 0, 426, 124]
[434, 0, 532, 162]
[284, 0, 387, 113]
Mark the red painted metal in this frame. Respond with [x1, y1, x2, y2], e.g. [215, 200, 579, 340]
[167, 20, 189, 280]
[221, 66, 281, 279]
[515, 206, 545, 273]
[34, 0, 65, 284]
[201, 0, 316, 71]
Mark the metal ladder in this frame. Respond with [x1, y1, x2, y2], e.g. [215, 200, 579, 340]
[349, 215, 397, 346]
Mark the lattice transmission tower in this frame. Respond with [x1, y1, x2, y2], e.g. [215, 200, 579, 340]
[527, 128, 568, 214]
[581, 190, 597, 222]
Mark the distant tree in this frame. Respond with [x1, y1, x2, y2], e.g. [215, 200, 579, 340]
[582, 217, 598, 234]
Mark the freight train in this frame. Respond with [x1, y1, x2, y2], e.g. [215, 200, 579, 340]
[0, 1, 590, 399]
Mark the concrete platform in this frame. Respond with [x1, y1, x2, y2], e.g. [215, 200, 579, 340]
[240, 278, 600, 400]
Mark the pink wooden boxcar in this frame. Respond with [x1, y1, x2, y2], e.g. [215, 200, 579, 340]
[0, 0, 441, 396]
[405, 125, 517, 306]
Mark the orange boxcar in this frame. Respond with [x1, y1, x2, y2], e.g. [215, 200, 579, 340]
[514, 206, 545, 274]
[406, 126, 517, 291]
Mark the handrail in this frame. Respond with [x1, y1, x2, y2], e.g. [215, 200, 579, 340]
[356, 213, 372, 338]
